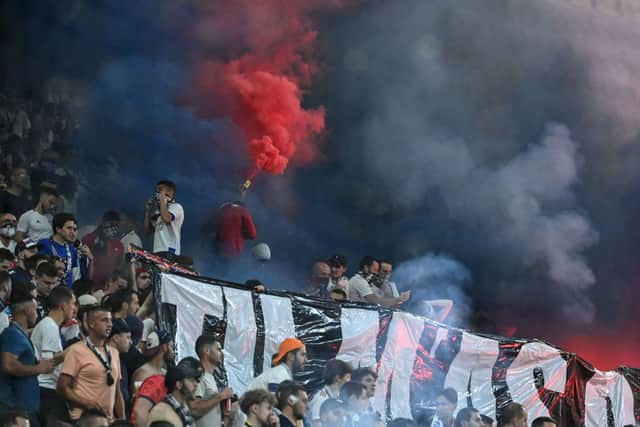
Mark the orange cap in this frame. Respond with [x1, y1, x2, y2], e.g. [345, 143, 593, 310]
[272, 338, 305, 366]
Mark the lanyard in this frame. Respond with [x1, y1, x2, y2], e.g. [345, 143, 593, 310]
[51, 239, 73, 279]
[85, 338, 114, 385]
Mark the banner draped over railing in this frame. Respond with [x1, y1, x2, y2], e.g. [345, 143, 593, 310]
[155, 271, 640, 427]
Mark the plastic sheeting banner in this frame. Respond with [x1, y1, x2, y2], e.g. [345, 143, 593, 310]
[157, 272, 640, 426]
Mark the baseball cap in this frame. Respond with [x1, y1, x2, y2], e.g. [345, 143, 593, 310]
[77, 294, 99, 306]
[272, 338, 305, 366]
[327, 254, 347, 268]
[14, 238, 38, 256]
[144, 329, 172, 356]
[109, 318, 131, 338]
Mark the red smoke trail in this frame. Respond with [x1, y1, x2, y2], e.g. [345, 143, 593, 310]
[183, 1, 351, 182]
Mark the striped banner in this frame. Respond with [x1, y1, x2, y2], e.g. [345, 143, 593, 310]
[156, 272, 639, 427]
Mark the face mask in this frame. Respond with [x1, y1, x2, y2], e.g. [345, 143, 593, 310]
[0, 226, 16, 238]
[102, 224, 119, 239]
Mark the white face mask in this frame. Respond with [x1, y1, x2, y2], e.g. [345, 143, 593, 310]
[0, 226, 16, 238]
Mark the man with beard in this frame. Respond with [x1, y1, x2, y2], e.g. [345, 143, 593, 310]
[82, 211, 124, 287]
[38, 213, 94, 287]
[240, 389, 279, 427]
[247, 338, 307, 392]
[0, 213, 17, 253]
[58, 305, 125, 423]
[0, 287, 56, 423]
[130, 330, 174, 426]
[147, 357, 203, 427]
[31, 286, 76, 427]
[303, 261, 331, 299]
[191, 335, 234, 427]
[0, 167, 31, 217]
[348, 257, 410, 307]
[15, 185, 58, 242]
[276, 383, 308, 427]
[33, 262, 60, 322]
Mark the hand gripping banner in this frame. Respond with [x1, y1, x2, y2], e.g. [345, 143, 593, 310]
[155, 271, 639, 426]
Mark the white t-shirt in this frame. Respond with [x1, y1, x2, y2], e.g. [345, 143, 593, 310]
[17, 209, 53, 241]
[31, 316, 63, 389]
[0, 239, 16, 253]
[347, 274, 374, 302]
[195, 371, 222, 427]
[153, 202, 184, 255]
[309, 385, 340, 421]
[247, 363, 292, 392]
[120, 230, 142, 250]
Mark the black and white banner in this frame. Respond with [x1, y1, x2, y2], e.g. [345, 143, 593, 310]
[157, 272, 639, 427]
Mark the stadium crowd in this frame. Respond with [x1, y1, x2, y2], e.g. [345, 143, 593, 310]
[0, 172, 560, 427]
[0, 88, 557, 427]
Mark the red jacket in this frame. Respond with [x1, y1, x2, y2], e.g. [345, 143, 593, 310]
[213, 202, 257, 258]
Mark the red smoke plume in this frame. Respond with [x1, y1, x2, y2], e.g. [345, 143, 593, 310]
[184, 1, 350, 179]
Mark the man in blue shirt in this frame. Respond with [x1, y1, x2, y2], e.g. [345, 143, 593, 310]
[38, 212, 94, 287]
[0, 287, 56, 422]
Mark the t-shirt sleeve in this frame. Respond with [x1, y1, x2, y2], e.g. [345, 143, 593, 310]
[351, 278, 373, 299]
[168, 203, 184, 226]
[38, 321, 63, 354]
[0, 327, 25, 356]
[310, 394, 325, 420]
[195, 378, 206, 399]
[61, 344, 83, 377]
[16, 211, 30, 233]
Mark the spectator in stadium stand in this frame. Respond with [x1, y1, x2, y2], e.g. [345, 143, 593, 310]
[480, 414, 494, 427]
[131, 329, 174, 392]
[0, 272, 11, 334]
[276, 382, 309, 427]
[0, 287, 56, 424]
[351, 368, 377, 400]
[304, 260, 331, 298]
[0, 213, 17, 253]
[191, 335, 235, 427]
[77, 408, 109, 427]
[0, 250, 14, 272]
[105, 289, 140, 321]
[328, 288, 347, 302]
[455, 408, 483, 427]
[211, 199, 256, 259]
[339, 382, 373, 427]
[496, 403, 527, 427]
[82, 211, 125, 286]
[33, 262, 59, 322]
[319, 399, 347, 427]
[107, 319, 133, 422]
[239, 389, 279, 427]
[0, 167, 32, 217]
[530, 416, 556, 427]
[100, 269, 130, 298]
[11, 238, 38, 284]
[30, 286, 76, 427]
[15, 185, 57, 242]
[429, 388, 458, 427]
[309, 359, 353, 427]
[144, 180, 184, 256]
[38, 213, 94, 287]
[58, 305, 125, 423]
[133, 267, 152, 304]
[244, 279, 267, 293]
[146, 357, 203, 427]
[347, 256, 410, 308]
[327, 254, 349, 292]
[376, 260, 399, 298]
[248, 338, 308, 392]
